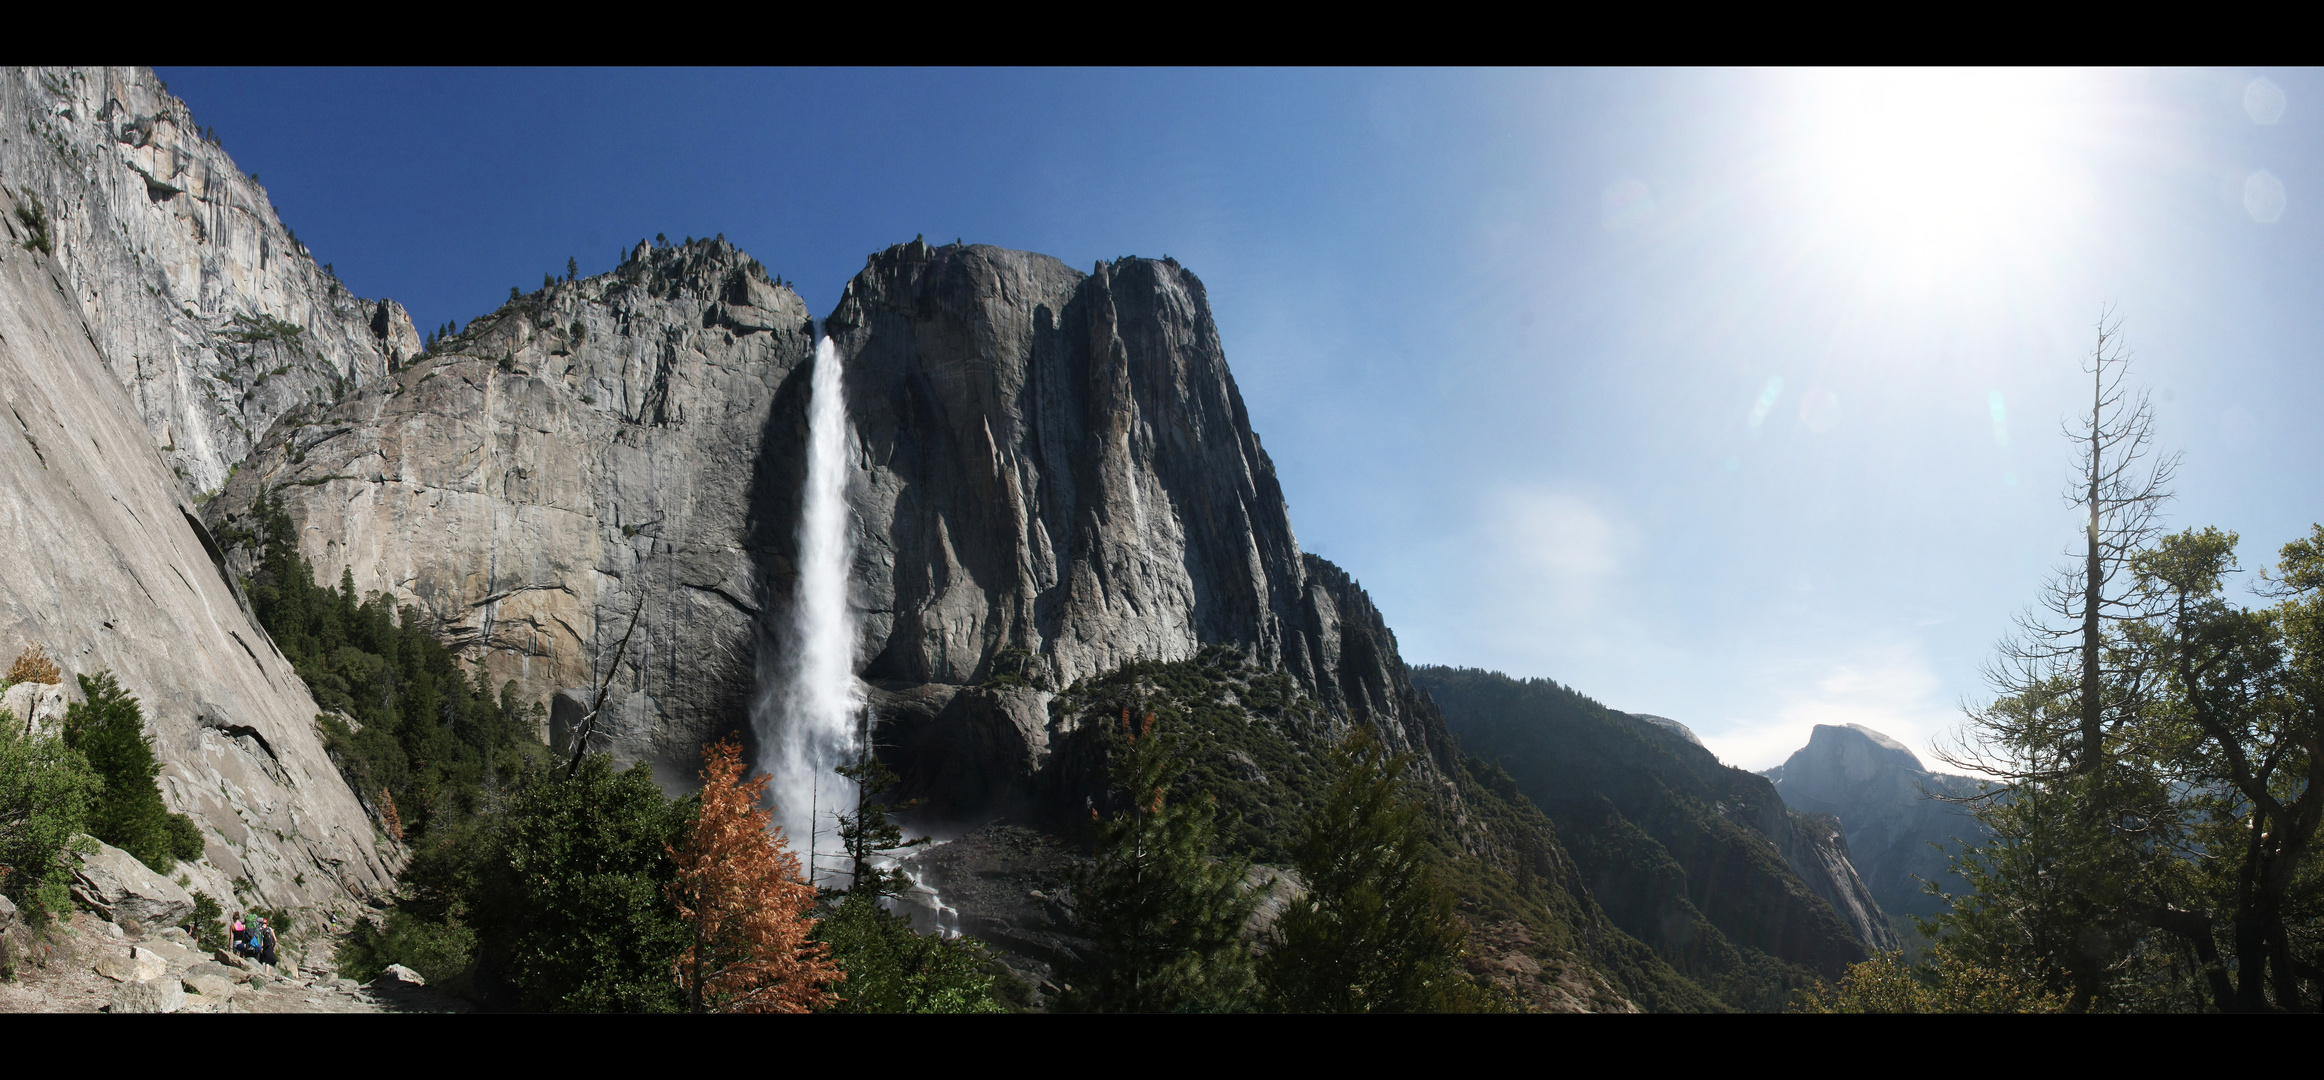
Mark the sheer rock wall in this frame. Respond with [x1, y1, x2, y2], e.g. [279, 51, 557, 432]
[0, 183, 397, 914]
[0, 66, 408, 497]
[207, 239, 814, 785]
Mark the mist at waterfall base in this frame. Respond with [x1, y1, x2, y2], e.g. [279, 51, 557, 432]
[754, 336, 862, 888]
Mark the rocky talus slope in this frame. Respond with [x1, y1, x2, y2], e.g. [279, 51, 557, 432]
[1762, 723, 1985, 923]
[0, 67, 413, 496]
[0, 184, 396, 913]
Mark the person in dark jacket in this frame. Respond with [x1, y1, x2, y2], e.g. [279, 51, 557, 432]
[257, 917, 278, 968]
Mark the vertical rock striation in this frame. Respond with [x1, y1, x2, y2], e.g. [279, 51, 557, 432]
[208, 239, 814, 785]
[830, 242, 1310, 693]
[0, 185, 396, 913]
[0, 66, 406, 496]
[835, 242, 1463, 807]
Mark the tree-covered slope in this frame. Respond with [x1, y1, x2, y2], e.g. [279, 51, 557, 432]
[1022, 647, 1723, 1012]
[1413, 665, 1881, 1011]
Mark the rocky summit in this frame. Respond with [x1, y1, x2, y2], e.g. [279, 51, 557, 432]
[1762, 723, 1987, 923]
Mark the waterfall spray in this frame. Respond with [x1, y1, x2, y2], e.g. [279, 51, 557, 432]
[757, 336, 860, 886]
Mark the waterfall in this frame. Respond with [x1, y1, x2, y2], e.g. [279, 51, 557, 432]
[756, 336, 860, 886]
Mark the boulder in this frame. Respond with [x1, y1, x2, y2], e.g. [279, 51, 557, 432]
[70, 838, 193, 931]
[375, 963, 426, 988]
[138, 939, 198, 970]
[187, 960, 251, 984]
[108, 976, 186, 1014]
[94, 946, 168, 983]
[0, 895, 22, 981]
[1, 681, 67, 739]
[182, 973, 239, 1000]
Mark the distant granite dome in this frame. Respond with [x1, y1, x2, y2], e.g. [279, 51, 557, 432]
[1762, 724, 1986, 922]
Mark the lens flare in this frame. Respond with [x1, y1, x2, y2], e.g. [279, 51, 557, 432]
[2245, 171, 2287, 224]
[1798, 387, 1840, 434]
[2245, 77, 2287, 125]
[1987, 390, 2009, 447]
[1747, 376, 1784, 432]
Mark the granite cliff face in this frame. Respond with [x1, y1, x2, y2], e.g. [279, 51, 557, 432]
[207, 238, 814, 784]
[836, 242, 1456, 805]
[0, 67, 410, 497]
[219, 238, 1446, 794]
[1762, 724, 1985, 922]
[0, 181, 396, 914]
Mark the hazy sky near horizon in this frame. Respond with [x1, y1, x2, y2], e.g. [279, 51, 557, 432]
[156, 67, 2324, 772]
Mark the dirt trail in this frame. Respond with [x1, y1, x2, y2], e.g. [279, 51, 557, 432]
[0, 912, 469, 1013]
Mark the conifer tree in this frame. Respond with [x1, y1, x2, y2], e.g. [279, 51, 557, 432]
[470, 754, 689, 1011]
[833, 741, 925, 901]
[1065, 710, 1257, 1012]
[1261, 726, 1481, 1012]
[63, 673, 203, 872]
[668, 736, 838, 1013]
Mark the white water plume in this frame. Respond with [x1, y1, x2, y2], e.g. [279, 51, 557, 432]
[756, 336, 861, 886]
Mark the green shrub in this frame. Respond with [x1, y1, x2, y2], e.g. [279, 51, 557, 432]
[335, 908, 477, 988]
[14, 195, 51, 256]
[165, 813, 205, 864]
[0, 717, 101, 918]
[181, 891, 228, 953]
[464, 755, 690, 1012]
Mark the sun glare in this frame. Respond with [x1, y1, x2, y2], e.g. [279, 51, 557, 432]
[1789, 69, 2079, 268]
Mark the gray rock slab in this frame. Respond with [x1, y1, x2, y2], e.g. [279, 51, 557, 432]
[0, 216, 398, 917]
[70, 841, 193, 931]
[108, 977, 185, 1013]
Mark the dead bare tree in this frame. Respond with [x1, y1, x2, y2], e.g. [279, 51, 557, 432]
[566, 591, 650, 780]
[1941, 310, 2179, 782]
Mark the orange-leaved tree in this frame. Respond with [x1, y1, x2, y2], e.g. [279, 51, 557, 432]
[668, 736, 841, 1013]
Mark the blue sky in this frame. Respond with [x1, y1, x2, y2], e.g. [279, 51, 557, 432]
[157, 67, 2324, 771]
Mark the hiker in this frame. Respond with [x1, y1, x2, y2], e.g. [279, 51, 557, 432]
[258, 917, 278, 968]
[231, 914, 250, 957]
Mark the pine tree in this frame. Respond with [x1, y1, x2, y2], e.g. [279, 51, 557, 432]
[470, 754, 690, 1012]
[668, 736, 838, 1013]
[1065, 710, 1257, 1012]
[833, 743, 925, 901]
[1261, 726, 1480, 1012]
[63, 673, 202, 873]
